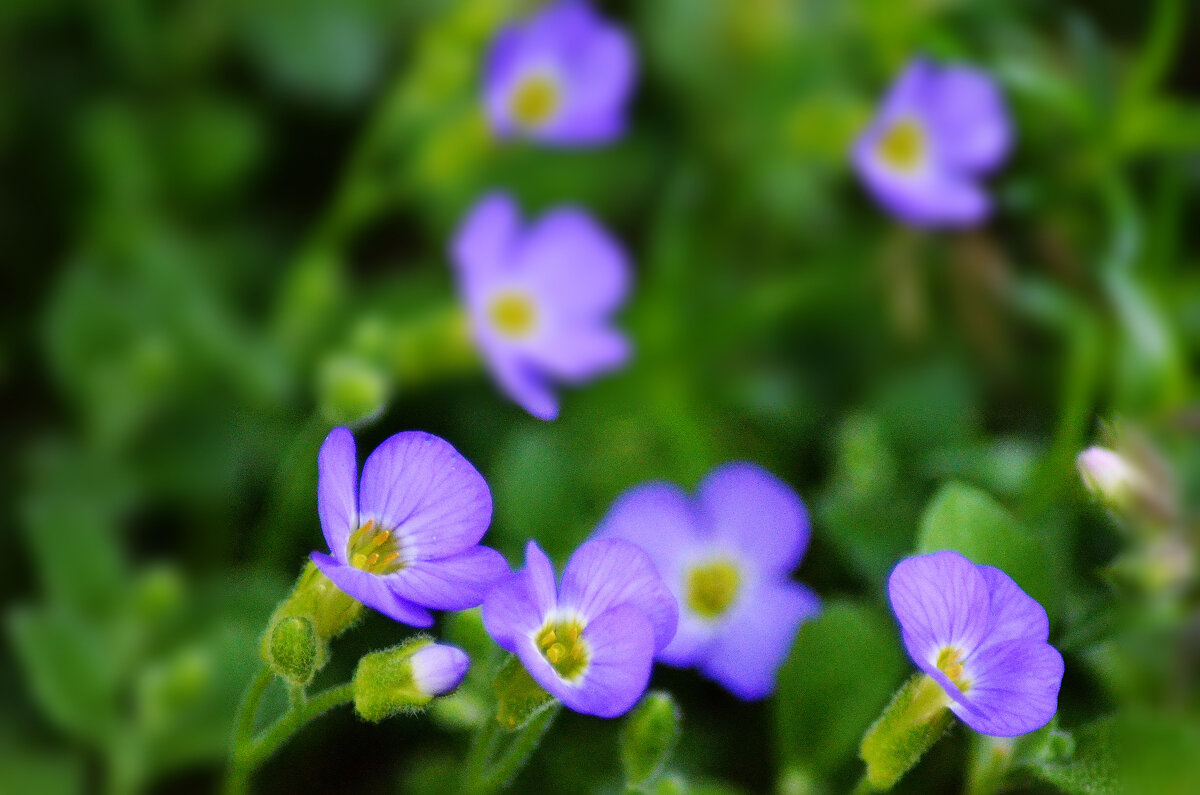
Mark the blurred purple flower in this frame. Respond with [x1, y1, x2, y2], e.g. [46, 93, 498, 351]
[410, 643, 470, 698]
[888, 550, 1064, 736]
[311, 428, 510, 627]
[484, 0, 636, 146]
[594, 463, 820, 700]
[451, 192, 631, 421]
[853, 58, 1011, 228]
[482, 539, 677, 717]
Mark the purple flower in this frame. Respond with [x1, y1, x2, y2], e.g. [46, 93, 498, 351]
[593, 463, 821, 700]
[451, 192, 631, 421]
[852, 58, 1011, 228]
[484, 0, 636, 146]
[410, 643, 471, 698]
[481, 539, 677, 718]
[888, 550, 1064, 737]
[311, 428, 510, 627]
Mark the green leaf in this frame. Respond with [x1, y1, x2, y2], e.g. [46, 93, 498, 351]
[774, 600, 908, 781]
[858, 674, 954, 790]
[7, 607, 119, 744]
[916, 482, 1058, 611]
[621, 691, 682, 785]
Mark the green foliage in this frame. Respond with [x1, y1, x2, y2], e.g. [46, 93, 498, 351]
[775, 601, 907, 784]
[621, 691, 682, 786]
[491, 655, 557, 732]
[917, 481, 1059, 611]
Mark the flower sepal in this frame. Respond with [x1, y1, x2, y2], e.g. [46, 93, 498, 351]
[353, 638, 470, 721]
[492, 654, 557, 731]
[859, 673, 955, 791]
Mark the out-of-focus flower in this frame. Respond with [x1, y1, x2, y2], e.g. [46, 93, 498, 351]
[451, 192, 631, 420]
[593, 463, 820, 699]
[484, 0, 636, 146]
[482, 539, 677, 717]
[853, 58, 1011, 228]
[1077, 445, 1148, 514]
[354, 639, 470, 720]
[888, 551, 1063, 736]
[310, 428, 509, 626]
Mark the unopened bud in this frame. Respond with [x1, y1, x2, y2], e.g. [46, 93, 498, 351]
[318, 355, 388, 428]
[268, 615, 321, 686]
[353, 639, 469, 721]
[1077, 446, 1143, 512]
[620, 690, 681, 786]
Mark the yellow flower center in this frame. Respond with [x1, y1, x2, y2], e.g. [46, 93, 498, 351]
[536, 618, 589, 682]
[510, 73, 561, 128]
[935, 647, 971, 693]
[877, 118, 926, 172]
[488, 290, 538, 339]
[685, 560, 741, 620]
[346, 519, 405, 575]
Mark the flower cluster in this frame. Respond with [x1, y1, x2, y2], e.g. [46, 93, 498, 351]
[853, 58, 1011, 228]
[593, 463, 820, 699]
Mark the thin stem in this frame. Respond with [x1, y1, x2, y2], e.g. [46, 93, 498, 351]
[232, 667, 273, 749]
[471, 704, 561, 794]
[241, 682, 355, 769]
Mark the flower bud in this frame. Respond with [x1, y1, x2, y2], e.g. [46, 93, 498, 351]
[1076, 446, 1143, 513]
[267, 615, 322, 687]
[261, 562, 364, 667]
[353, 639, 469, 721]
[620, 690, 681, 786]
[318, 354, 389, 428]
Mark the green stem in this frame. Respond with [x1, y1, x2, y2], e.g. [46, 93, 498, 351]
[232, 667, 273, 749]
[463, 704, 562, 794]
[226, 680, 354, 794]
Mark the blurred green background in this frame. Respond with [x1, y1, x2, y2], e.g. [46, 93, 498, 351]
[3, 0, 1198, 792]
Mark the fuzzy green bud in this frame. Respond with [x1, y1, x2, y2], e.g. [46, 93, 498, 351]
[621, 691, 681, 786]
[859, 674, 954, 790]
[353, 638, 469, 721]
[261, 562, 363, 667]
[318, 354, 389, 428]
[492, 654, 556, 731]
[268, 616, 321, 687]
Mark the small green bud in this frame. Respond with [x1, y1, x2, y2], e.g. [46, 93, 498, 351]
[318, 354, 389, 428]
[492, 654, 556, 731]
[131, 564, 184, 624]
[137, 647, 211, 729]
[859, 674, 954, 790]
[262, 562, 364, 665]
[621, 691, 681, 786]
[268, 616, 321, 687]
[353, 638, 469, 721]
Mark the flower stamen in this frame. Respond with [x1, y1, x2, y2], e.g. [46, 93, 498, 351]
[877, 118, 926, 172]
[510, 73, 561, 128]
[536, 617, 589, 682]
[685, 560, 741, 620]
[935, 647, 971, 693]
[488, 291, 539, 340]
[347, 519, 406, 575]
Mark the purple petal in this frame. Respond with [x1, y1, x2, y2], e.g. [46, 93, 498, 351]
[978, 565, 1049, 648]
[451, 192, 521, 303]
[558, 538, 678, 653]
[539, 22, 635, 145]
[518, 207, 630, 319]
[487, 347, 560, 420]
[876, 57, 937, 122]
[697, 463, 810, 574]
[853, 140, 990, 229]
[888, 551, 992, 671]
[954, 639, 1064, 736]
[358, 431, 493, 559]
[410, 644, 470, 697]
[528, 324, 630, 384]
[566, 604, 655, 717]
[658, 610, 719, 668]
[311, 552, 434, 627]
[482, 541, 556, 654]
[927, 66, 1010, 174]
[385, 546, 511, 611]
[318, 427, 358, 560]
[593, 482, 701, 580]
[699, 580, 821, 700]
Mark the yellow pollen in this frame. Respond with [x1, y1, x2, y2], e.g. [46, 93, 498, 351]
[510, 73, 561, 127]
[935, 647, 972, 693]
[877, 118, 926, 172]
[346, 519, 405, 575]
[488, 291, 538, 339]
[536, 618, 589, 682]
[685, 560, 741, 620]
